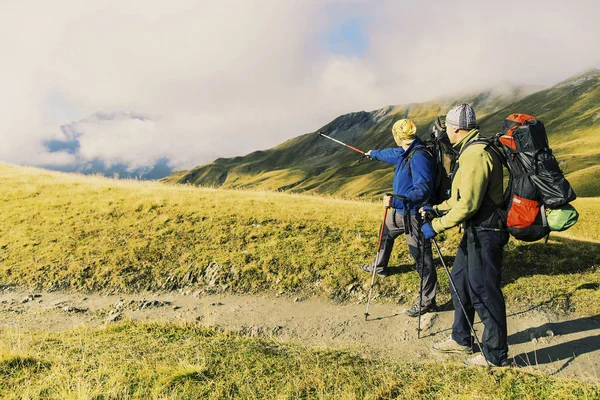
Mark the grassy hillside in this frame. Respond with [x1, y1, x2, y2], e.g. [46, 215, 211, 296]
[480, 69, 600, 197]
[163, 88, 534, 198]
[480, 69, 600, 137]
[165, 69, 600, 198]
[1, 164, 598, 317]
[1, 165, 599, 397]
[1, 321, 597, 399]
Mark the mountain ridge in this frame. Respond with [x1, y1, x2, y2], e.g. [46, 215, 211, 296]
[165, 71, 600, 197]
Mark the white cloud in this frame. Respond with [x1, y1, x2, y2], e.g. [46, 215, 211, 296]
[1, 0, 599, 172]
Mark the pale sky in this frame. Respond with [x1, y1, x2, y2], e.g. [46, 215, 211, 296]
[1, 0, 599, 172]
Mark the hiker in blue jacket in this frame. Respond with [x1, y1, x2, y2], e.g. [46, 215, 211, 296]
[362, 119, 438, 317]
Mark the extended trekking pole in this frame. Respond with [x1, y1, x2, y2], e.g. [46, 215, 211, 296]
[430, 237, 490, 366]
[417, 235, 425, 339]
[385, 193, 425, 334]
[364, 207, 389, 321]
[318, 132, 368, 157]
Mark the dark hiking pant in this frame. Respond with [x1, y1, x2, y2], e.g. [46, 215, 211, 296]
[450, 227, 509, 365]
[370, 209, 437, 306]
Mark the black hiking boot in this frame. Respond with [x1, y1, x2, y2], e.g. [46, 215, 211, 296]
[361, 264, 389, 278]
[405, 301, 437, 317]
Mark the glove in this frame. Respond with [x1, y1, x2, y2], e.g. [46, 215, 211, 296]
[420, 204, 439, 221]
[421, 204, 440, 221]
[421, 221, 437, 239]
[359, 150, 373, 163]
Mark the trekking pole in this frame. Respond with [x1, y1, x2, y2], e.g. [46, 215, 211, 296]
[417, 232, 425, 338]
[318, 132, 368, 156]
[430, 237, 490, 366]
[364, 207, 389, 321]
[386, 193, 424, 333]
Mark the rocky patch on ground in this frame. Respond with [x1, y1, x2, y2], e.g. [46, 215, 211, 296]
[238, 325, 284, 338]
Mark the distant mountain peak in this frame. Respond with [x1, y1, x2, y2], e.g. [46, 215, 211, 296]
[322, 106, 395, 134]
[371, 105, 395, 122]
[555, 68, 600, 88]
[576, 67, 600, 76]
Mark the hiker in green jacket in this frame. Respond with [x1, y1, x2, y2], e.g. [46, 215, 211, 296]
[421, 104, 509, 367]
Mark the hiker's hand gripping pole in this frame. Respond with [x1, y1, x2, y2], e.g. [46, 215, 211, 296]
[318, 132, 369, 159]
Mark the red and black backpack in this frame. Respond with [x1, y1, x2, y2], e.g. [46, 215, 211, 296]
[498, 114, 577, 241]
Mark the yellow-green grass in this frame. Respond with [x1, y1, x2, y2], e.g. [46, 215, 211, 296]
[551, 127, 600, 155]
[224, 168, 308, 191]
[0, 321, 597, 399]
[0, 164, 598, 316]
[567, 167, 600, 198]
[551, 198, 600, 243]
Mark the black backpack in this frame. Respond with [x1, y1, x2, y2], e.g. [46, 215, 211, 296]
[496, 114, 577, 242]
[407, 116, 458, 206]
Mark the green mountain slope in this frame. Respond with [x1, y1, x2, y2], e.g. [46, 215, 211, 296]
[480, 69, 600, 136]
[479, 68, 600, 188]
[163, 91, 530, 198]
[1, 164, 599, 315]
[164, 70, 600, 198]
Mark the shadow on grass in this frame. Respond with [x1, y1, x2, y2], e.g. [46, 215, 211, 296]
[385, 263, 415, 276]
[429, 235, 599, 281]
[502, 236, 600, 284]
[166, 369, 214, 391]
[387, 257, 459, 274]
[387, 256, 459, 276]
[0, 356, 50, 377]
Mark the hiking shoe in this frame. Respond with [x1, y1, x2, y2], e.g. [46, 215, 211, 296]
[432, 336, 473, 354]
[361, 264, 389, 278]
[463, 354, 510, 368]
[405, 301, 437, 318]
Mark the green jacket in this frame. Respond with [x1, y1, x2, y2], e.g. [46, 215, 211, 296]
[432, 129, 504, 233]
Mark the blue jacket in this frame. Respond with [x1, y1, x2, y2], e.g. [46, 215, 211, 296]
[370, 137, 436, 214]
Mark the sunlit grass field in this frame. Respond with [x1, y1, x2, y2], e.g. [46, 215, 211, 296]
[1, 322, 598, 399]
[0, 164, 598, 316]
[0, 164, 599, 398]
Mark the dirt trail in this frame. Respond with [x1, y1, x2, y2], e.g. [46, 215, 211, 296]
[1, 290, 599, 382]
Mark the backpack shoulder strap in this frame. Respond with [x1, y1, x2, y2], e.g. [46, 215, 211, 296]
[405, 144, 434, 176]
[407, 144, 433, 158]
[460, 137, 506, 166]
[452, 137, 505, 181]
[460, 138, 490, 155]
[456, 137, 510, 212]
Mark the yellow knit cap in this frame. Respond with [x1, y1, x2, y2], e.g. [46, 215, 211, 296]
[392, 119, 417, 142]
